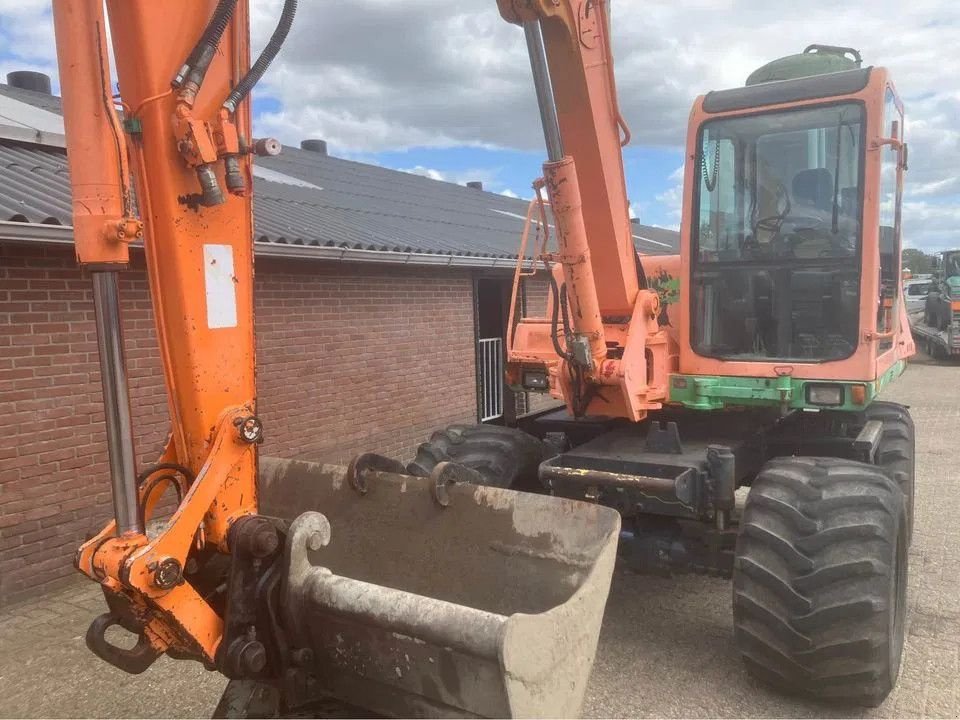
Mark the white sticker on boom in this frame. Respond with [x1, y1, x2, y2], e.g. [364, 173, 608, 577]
[203, 244, 238, 329]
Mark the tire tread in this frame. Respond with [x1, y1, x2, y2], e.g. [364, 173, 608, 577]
[406, 424, 547, 490]
[733, 456, 907, 707]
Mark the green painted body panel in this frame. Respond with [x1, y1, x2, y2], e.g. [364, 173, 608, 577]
[746, 52, 858, 86]
[669, 360, 907, 412]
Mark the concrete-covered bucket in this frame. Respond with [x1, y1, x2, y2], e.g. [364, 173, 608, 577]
[258, 457, 621, 719]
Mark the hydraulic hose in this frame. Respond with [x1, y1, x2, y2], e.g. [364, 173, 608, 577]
[561, 283, 594, 416]
[223, 0, 297, 113]
[174, 0, 239, 90]
[559, 282, 574, 342]
[548, 272, 574, 363]
[549, 274, 593, 416]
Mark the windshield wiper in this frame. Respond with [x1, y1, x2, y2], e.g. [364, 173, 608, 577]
[832, 116, 842, 234]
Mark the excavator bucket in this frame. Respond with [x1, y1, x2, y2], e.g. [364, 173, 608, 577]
[256, 457, 621, 718]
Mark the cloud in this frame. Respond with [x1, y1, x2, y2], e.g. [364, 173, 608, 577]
[3, 0, 957, 248]
[910, 177, 960, 198]
[246, 0, 958, 249]
[248, 2, 960, 148]
[399, 165, 446, 182]
[902, 200, 960, 252]
[396, 164, 500, 190]
[248, 0, 531, 152]
[0, 2, 55, 79]
[653, 165, 685, 230]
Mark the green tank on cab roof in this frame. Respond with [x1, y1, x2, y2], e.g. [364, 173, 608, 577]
[746, 44, 863, 85]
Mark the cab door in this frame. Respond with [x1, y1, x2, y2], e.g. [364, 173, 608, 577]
[877, 86, 905, 346]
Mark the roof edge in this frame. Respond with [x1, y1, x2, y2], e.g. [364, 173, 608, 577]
[0, 220, 72, 242]
[0, 221, 533, 270]
[0, 123, 66, 148]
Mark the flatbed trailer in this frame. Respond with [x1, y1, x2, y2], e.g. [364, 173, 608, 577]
[909, 310, 960, 359]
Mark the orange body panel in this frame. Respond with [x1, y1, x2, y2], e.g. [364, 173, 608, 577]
[508, 251, 680, 421]
[543, 157, 608, 367]
[502, 0, 664, 421]
[104, 0, 257, 488]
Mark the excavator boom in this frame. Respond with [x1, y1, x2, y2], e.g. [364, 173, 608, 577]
[501, 0, 675, 422]
[499, 0, 639, 315]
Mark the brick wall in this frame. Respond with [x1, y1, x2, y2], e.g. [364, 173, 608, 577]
[0, 243, 477, 605]
[254, 256, 477, 462]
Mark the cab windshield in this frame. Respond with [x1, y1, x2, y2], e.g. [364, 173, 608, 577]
[692, 103, 864, 361]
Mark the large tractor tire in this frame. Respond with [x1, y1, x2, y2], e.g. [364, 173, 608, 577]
[733, 456, 908, 707]
[407, 424, 548, 491]
[864, 401, 916, 544]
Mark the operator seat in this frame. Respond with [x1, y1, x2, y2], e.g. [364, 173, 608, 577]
[792, 168, 834, 212]
[786, 168, 846, 357]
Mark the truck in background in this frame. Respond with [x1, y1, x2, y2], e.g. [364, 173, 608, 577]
[911, 250, 960, 358]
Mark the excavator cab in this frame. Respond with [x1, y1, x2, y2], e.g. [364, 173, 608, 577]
[691, 104, 863, 360]
[676, 45, 914, 405]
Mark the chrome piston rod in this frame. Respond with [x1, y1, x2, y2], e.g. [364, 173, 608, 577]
[91, 271, 142, 536]
[523, 19, 564, 163]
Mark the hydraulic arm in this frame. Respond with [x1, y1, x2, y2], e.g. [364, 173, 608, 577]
[53, 0, 265, 663]
[500, 0, 674, 422]
[51, 2, 620, 715]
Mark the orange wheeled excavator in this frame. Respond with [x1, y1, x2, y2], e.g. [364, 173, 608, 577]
[51, 1, 623, 718]
[413, 3, 916, 708]
[53, 0, 914, 713]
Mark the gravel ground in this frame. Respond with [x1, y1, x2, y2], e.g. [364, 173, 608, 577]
[1, 358, 957, 718]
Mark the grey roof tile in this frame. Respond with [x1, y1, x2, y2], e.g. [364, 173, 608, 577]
[0, 82, 678, 259]
[0, 83, 65, 116]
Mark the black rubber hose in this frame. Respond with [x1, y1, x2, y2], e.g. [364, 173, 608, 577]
[136, 462, 196, 487]
[559, 282, 575, 349]
[175, 0, 238, 88]
[223, 0, 297, 112]
[548, 272, 574, 362]
[136, 463, 194, 528]
[193, 0, 237, 66]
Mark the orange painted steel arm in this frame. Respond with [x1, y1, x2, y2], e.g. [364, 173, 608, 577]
[103, 0, 257, 502]
[544, 157, 608, 369]
[498, 0, 638, 317]
[55, 0, 260, 665]
[500, 1, 673, 421]
[51, 0, 142, 266]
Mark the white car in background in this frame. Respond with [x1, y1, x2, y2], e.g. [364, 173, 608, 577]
[904, 276, 933, 314]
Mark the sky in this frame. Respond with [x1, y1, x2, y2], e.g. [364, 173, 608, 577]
[1, 0, 958, 250]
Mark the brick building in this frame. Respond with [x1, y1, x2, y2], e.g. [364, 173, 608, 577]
[0, 76, 678, 605]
